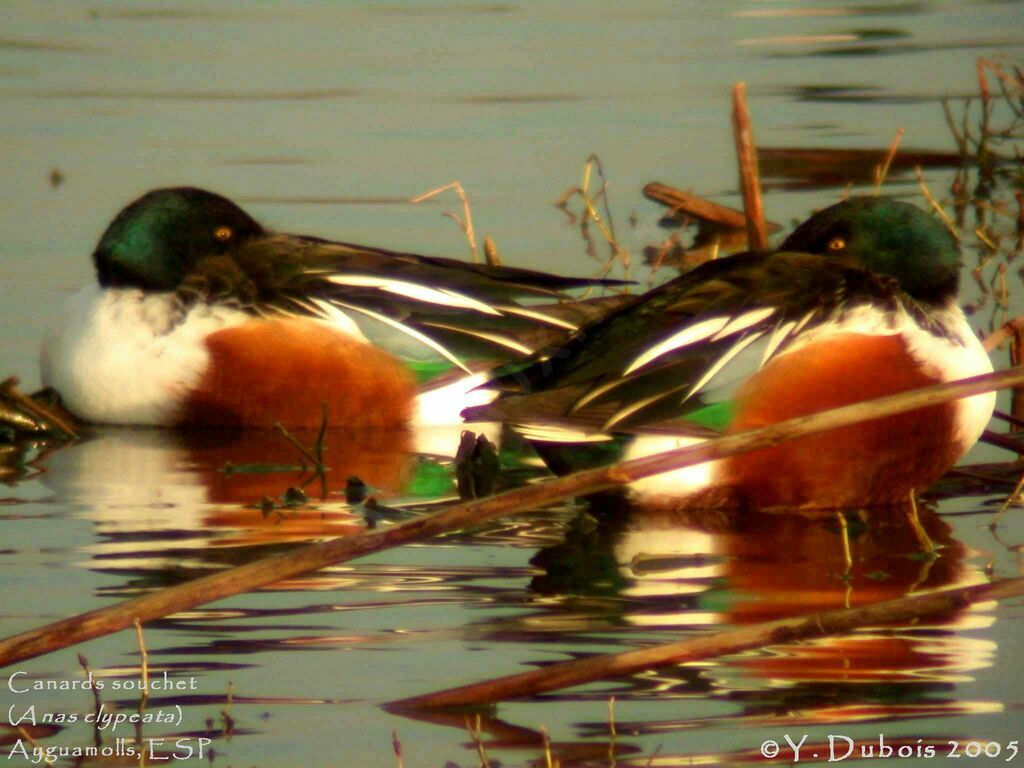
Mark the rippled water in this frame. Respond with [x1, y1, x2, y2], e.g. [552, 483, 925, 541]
[2, 2, 1024, 767]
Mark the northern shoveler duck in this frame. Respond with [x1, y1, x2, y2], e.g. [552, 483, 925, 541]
[41, 187, 624, 429]
[466, 197, 994, 510]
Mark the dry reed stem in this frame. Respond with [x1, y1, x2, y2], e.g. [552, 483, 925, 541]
[579, 155, 630, 274]
[389, 576, 1024, 709]
[392, 729, 404, 768]
[992, 470, 1024, 527]
[133, 618, 149, 748]
[836, 511, 853, 573]
[483, 236, 501, 267]
[410, 181, 479, 263]
[975, 226, 1000, 252]
[915, 167, 961, 240]
[731, 83, 767, 250]
[134, 619, 148, 696]
[2, 367, 1024, 668]
[979, 57, 992, 106]
[873, 127, 906, 194]
[77, 654, 103, 747]
[541, 725, 554, 768]
[466, 714, 490, 768]
[15, 726, 39, 750]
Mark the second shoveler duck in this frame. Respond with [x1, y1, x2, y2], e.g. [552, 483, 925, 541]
[466, 197, 994, 510]
[41, 187, 623, 429]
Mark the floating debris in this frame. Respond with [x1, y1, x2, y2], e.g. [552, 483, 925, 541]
[0, 377, 77, 440]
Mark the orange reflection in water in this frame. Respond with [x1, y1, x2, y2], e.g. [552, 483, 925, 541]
[180, 427, 413, 546]
[610, 502, 992, 719]
[42, 426, 420, 559]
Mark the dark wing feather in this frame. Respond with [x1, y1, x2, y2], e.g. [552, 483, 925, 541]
[177, 234, 631, 364]
[467, 251, 906, 430]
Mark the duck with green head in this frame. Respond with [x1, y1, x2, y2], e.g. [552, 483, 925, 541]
[42, 187, 624, 429]
[466, 197, 994, 510]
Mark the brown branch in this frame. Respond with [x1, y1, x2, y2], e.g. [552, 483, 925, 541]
[642, 183, 781, 233]
[983, 313, 1024, 352]
[731, 83, 768, 250]
[1, 367, 1023, 667]
[389, 576, 1024, 710]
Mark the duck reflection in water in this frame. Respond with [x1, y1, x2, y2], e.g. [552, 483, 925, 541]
[39, 423, 498, 577]
[528, 497, 992, 725]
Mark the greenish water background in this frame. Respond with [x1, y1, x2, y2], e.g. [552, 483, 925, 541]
[2, 2, 1024, 767]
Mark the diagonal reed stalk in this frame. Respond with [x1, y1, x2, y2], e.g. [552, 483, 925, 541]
[0, 367, 1022, 668]
[388, 576, 1024, 710]
[731, 82, 767, 251]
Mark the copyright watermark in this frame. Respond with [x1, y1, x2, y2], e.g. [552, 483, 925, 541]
[760, 735, 1020, 762]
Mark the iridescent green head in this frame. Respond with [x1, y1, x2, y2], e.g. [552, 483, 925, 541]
[781, 197, 961, 305]
[93, 187, 265, 290]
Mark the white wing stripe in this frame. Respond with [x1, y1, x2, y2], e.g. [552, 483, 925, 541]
[570, 376, 632, 413]
[760, 319, 797, 367]
[603, 387, 686, 431]
[307, 297, 367, 340]
[514, 422, 614, 443]
[709, 307, 776, 341]
[420, 322, 534, 355]
[330, 300, 472, 373]
[682, 331, 765, 402]
[623, 316, 731, 376]
[789, 309, 817, 338]
[495, 305, 579, 331]
[328, 274, 502, 316]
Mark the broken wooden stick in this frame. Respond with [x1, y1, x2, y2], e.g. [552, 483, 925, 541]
[1, 367, 1023, 668]
[642, 182, 781, 234]
[983, 313, 1024, 353]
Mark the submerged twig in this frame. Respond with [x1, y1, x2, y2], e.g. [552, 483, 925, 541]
[2, 367, 1024, 667]
[274, 402, 330, 496]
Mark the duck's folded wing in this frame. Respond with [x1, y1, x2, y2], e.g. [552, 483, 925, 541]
[182, 234, 630, 366]
[466, 251, 901, 431]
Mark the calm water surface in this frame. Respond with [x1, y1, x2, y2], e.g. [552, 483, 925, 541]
[2, 2, 1024, 766]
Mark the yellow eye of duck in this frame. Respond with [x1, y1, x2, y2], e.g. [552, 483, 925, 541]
[828, 236, 846, 251]
[214, 226, 233, 241]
